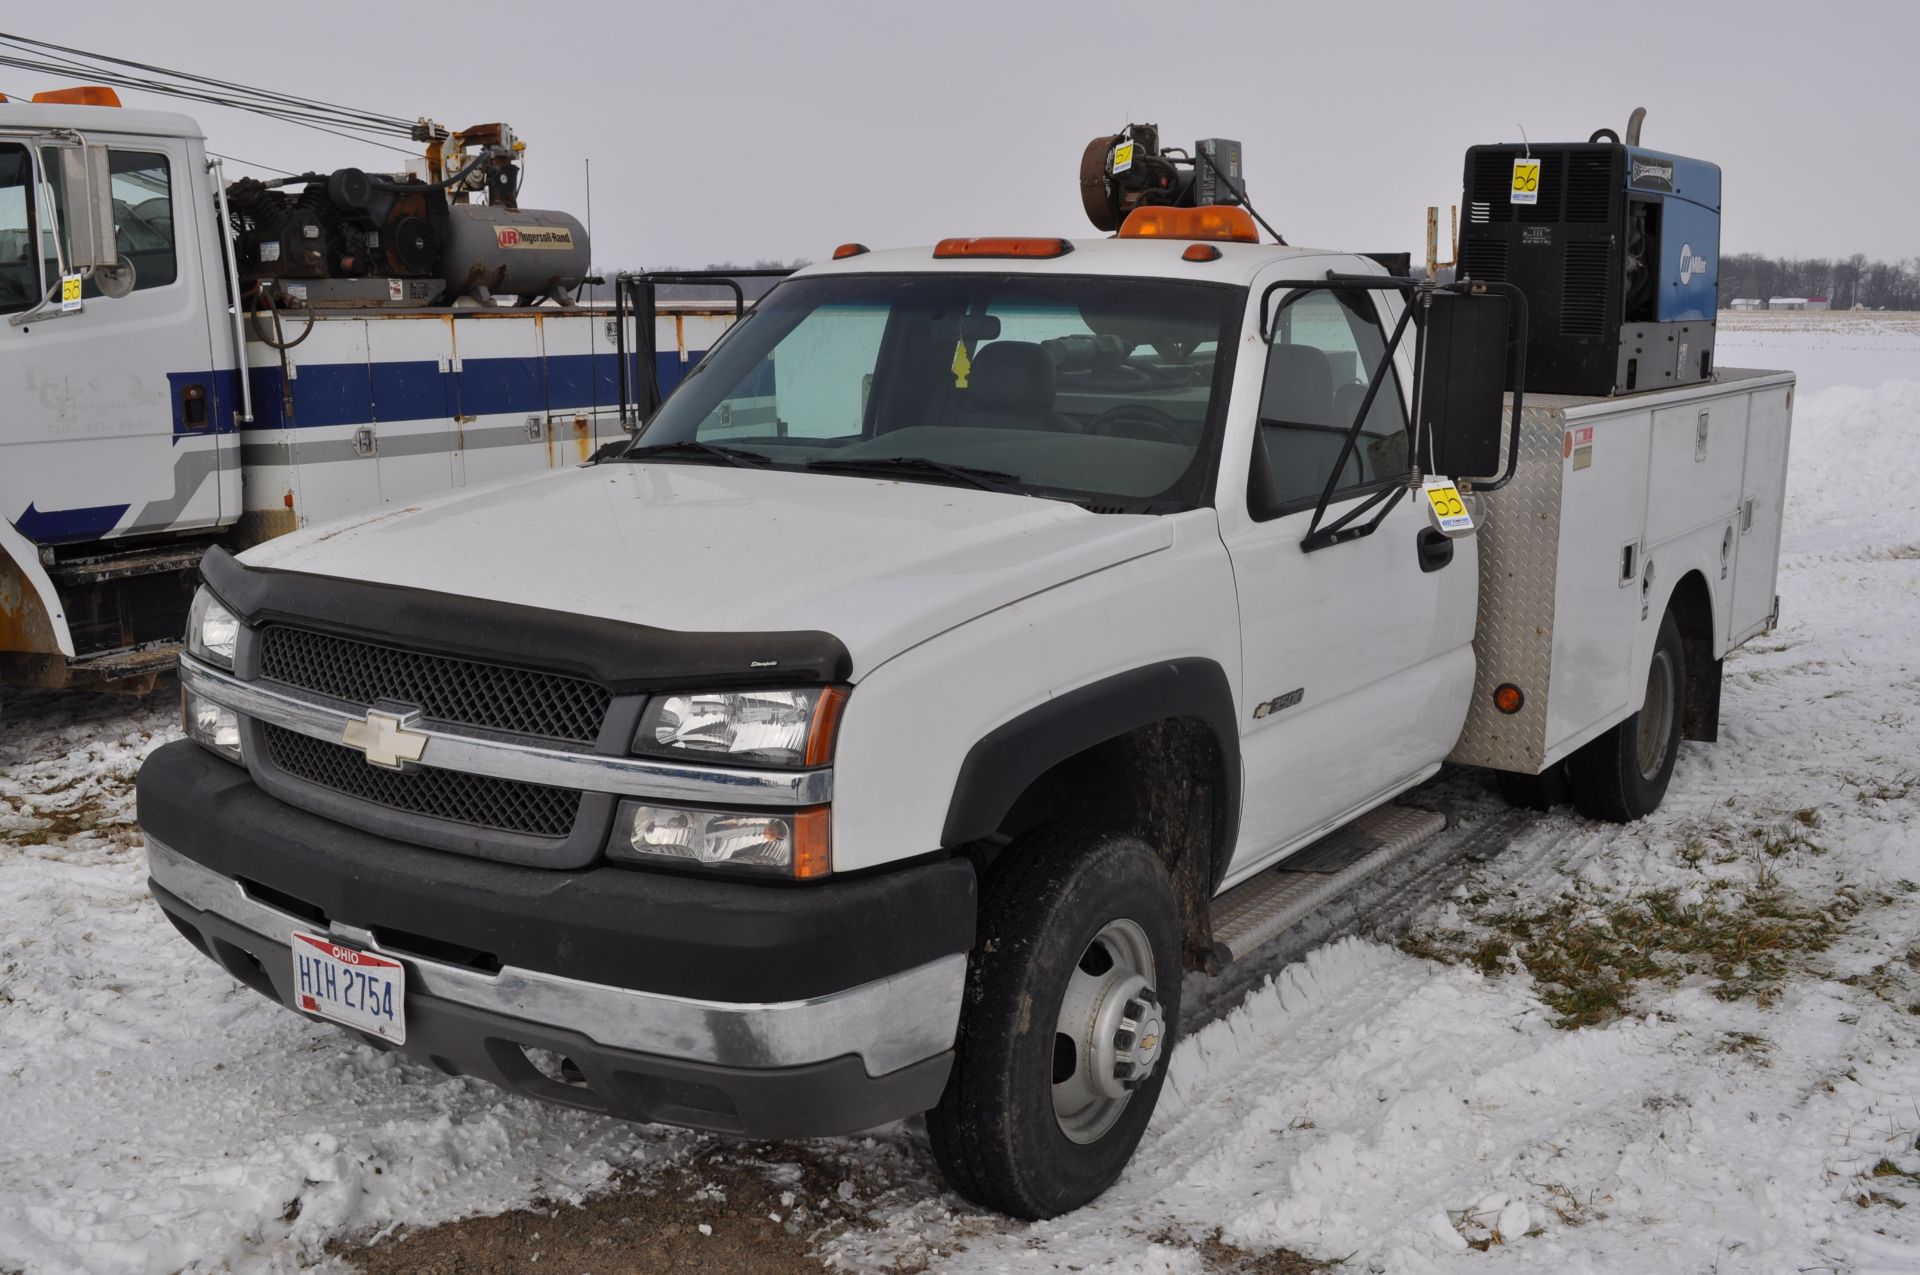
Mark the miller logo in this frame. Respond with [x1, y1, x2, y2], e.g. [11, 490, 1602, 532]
[1678, 243, 1709, 286]
[1630, 159, 1675, 191]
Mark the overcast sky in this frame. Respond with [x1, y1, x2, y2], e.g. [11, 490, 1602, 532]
[6, 0, 1914, 268]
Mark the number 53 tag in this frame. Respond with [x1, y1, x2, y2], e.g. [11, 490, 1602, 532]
[1423, 478, 1476, 538]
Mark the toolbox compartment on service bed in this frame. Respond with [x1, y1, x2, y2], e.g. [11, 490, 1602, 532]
[1449, 368, 1794, 774]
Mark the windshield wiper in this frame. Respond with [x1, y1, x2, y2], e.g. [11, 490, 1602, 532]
[618, 440, 771, 468]
[803, 455, 1023, 494]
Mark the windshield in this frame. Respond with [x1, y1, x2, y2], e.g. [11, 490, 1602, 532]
[626, 272, 1244, 511]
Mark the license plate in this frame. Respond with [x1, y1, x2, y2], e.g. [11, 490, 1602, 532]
[291, 932, 406, 1044]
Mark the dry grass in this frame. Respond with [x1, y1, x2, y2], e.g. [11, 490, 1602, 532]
[1146, 1227, 1336, 1273]
[1407, 878, 1861, 1029]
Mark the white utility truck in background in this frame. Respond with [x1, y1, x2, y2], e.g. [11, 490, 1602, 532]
[138, 117, 1791, 1218]
[0, 76, 735, 695]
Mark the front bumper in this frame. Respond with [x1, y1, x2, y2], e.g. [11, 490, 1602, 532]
[138, 741, 975, 1137]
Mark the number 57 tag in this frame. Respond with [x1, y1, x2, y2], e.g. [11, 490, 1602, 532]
[1423, 478, 1476, 538]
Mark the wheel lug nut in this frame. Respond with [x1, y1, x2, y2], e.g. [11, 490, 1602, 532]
[1114, 1028, 1134, 1050]
[1124, 999, 1144, 1020]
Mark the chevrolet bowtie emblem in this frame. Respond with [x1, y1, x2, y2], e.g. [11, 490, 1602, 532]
[340, 710, 428, 770]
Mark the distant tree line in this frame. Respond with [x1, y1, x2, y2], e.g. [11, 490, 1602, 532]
[1720, 253, 1920, 310]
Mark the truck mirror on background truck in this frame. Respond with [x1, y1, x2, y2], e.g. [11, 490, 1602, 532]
[1414, 289, 1512, 482]
[57, 145, 117, 273]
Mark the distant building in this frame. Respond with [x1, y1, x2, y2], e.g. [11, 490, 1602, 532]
[1769, 297, 1809, 310]
[1805, 296, 1831, 310]
[1729, 298, 1764, 310]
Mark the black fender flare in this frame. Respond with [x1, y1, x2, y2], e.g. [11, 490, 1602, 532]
[939, 658, 1242, 890]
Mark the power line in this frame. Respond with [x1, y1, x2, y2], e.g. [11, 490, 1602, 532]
[207, 150, 300, 178]
[0, 32, 413, 131]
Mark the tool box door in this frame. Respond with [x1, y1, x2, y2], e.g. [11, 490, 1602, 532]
[1729, 383, 1792, 642]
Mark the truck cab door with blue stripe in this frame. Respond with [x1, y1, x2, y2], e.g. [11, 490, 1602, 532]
[0, 133, 226, 546]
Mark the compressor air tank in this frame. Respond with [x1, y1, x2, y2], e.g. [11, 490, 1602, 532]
[441, 205, 591, 300]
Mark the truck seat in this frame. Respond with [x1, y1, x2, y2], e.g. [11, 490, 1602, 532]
[953, 341, 1080, 432]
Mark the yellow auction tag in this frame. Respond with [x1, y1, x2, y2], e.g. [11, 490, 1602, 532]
[60, 273, 83, 311]
[1111, 140, 1135, 175]
[951, 340, 971, 389]
[1423, 478, 1474, 536]
[1511, 158, 1541, 206]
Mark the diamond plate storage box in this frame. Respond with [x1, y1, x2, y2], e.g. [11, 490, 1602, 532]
[1449, 368, 1794, 774]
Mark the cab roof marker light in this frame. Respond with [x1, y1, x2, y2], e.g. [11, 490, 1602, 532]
[933, 237, 1074, 260]
[31, 86, 122, 107]
[1182, 243, 1222, 262]
[1118, 206, 1259, 243]
[833, 243, 870, 260]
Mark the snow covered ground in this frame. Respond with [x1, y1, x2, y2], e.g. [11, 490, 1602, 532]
[2, 320, 1917, 1274]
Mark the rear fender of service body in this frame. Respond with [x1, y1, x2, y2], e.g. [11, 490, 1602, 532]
[827, 508, 1243, 875]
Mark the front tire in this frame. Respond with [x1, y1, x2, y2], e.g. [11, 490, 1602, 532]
[926, 828, 1182, 1219]
[1566, 608, 1687, 822]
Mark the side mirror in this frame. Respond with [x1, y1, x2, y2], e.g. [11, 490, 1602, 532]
[1413, 289, 1512, 481]
[57, 145, 118, 273]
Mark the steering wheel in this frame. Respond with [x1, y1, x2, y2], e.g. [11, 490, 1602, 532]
[1087, 403, 1184, 445]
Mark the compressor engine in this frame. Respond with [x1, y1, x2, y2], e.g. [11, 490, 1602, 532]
[227, 166, 450, 285]
[1079, 123, 1246, 231]
[225, 128, 590, 307]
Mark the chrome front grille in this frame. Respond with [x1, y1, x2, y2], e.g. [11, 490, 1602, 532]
[258, 624, 612, 745]
[262, 723, 581, 838]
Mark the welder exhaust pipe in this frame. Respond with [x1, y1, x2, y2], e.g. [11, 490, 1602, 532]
[1625, 107, 1646, 146]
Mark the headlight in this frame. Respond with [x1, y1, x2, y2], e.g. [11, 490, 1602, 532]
[612, 801, 830, 879]
[633, 687, 845, 768]
[185, 587, 240, 669]
[182, 688, 244, 764]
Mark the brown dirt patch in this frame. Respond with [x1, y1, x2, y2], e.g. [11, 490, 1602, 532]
[331, 1143, 887, 1275]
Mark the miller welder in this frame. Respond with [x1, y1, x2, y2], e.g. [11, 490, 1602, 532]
[1457, 109, 1720, 397]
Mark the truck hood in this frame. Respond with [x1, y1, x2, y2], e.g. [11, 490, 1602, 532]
[240, 463, 1174, 677]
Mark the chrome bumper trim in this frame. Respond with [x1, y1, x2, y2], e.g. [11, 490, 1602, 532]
[178, 656, 833, 808]
[148, 837, 962, 1076]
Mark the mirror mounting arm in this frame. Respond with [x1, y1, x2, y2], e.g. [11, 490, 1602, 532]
[1261, 272, 1418, 553]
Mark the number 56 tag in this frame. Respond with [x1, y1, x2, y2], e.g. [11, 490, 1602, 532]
[1423, 478, 1476, 538]
[1511, 157, 1541, 206]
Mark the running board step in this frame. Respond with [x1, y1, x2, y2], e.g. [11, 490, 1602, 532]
[1211, 805, 1449, 964]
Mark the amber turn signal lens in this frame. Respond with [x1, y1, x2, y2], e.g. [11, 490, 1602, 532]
[803, 686, 849, 768]
[793, 807, 832, 880]
[1494, 684, 1525, 714]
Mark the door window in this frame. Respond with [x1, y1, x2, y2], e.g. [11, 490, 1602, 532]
[1249, 290, 1410, 518]
[107, 151, 176, 290]
[0, 145, 39, 313]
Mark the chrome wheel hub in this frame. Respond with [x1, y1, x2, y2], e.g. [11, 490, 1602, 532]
[1052, 918, 1162, 1145]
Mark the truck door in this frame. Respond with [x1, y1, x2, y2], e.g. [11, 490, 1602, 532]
[0, 135, 225, 547]
[1217, 277, 1477, 876]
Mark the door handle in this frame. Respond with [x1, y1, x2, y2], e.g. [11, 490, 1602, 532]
[179, 383, 209, 431]
[1417, 528, 1453, 573]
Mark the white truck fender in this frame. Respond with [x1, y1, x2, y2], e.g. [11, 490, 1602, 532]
[0, 519, 75, 658]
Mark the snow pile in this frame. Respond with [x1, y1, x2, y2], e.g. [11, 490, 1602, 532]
[1, 340, 1918, 1273]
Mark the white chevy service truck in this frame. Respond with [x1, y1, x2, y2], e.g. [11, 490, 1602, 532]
[138, 210, 1791, 1218]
